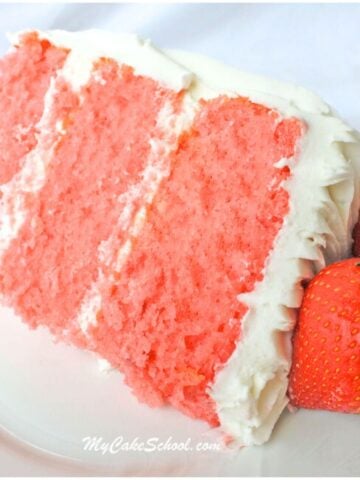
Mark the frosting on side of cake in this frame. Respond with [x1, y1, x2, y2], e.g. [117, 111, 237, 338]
[169, 49, 360, 445]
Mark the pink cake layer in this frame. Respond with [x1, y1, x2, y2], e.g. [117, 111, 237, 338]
[91, 98, 302, 424]
[0, 58, 181, 339]
[0, 33, 68, 184]
[0, 35, 303, 426]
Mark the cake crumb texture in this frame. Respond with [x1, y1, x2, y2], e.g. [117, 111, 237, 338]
[0, 59, 178, 336]
[90, 96, 302, 425]
[0, 32, 67, 184]
[0, 34, 303, 427]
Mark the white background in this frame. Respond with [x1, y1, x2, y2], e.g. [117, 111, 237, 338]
[0, 2, 359, 476]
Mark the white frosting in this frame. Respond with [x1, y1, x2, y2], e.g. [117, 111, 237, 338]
[2, 31, 360, 446]
[165, 49, 331, 114]
[97, 358, 113, 374]
[169, 50, 360, 445]
[77, 279, 103, 334]
[9, 30, 193, 92]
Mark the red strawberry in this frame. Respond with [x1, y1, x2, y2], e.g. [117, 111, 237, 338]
[352, 217, 360, 257]
[289, 258, 360, 413]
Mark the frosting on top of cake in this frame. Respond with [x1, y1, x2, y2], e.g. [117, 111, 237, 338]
[9, 30, 194, 92]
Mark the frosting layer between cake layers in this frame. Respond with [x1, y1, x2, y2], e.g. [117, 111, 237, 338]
[0, 30, 359, 446]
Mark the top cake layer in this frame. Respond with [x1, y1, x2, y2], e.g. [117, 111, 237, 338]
[0, 30, 359, 446]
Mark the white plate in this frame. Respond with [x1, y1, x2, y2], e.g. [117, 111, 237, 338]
[0, 305, 359, 476]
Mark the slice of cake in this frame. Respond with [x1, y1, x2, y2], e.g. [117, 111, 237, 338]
[0, 30, 359, 446]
